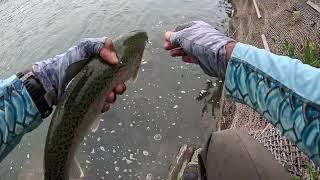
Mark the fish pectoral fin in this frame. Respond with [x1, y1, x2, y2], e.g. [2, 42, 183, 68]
[69, 157, 85, 179]
[90, 117, 101, 133]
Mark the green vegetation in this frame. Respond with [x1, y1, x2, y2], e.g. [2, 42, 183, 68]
[287, 163, 318, 180]
[283, 40, 296, 58]
[282, 40, 320, 178]
[306, 163, 317, 180]
[303, 42, 320, 68]
[292, 175, 301, 180]
[292, 11, 301, 22]
[282, 40, 320, 68]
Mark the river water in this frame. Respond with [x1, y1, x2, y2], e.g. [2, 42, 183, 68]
[0, 0, 230, 179]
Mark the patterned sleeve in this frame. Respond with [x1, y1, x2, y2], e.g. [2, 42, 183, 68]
[225, 43, 320, 166]
[32, 38, 105, 105]
[0, 75, 41, 162]
[0, 38, 105, 161]
[170, 21, 235, 78]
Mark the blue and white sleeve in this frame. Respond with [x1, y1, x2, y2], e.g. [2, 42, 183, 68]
[224, 43, 320, 166]
[0, 75, 41, 161]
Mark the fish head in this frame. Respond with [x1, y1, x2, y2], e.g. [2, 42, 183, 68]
[113, 30, 148, 81]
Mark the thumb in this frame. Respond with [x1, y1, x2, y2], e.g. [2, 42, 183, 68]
[100, 38, 119, 65]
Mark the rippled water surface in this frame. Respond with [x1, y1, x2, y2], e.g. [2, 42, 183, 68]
[0, 0, 230, 179]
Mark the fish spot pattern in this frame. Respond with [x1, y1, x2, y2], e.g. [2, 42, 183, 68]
[44, 31, 148, 180]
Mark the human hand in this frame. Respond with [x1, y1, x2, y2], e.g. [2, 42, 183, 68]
[32, 37, 126, 113]
[164, 21, 236, 78]
[99, 39, 126, 113]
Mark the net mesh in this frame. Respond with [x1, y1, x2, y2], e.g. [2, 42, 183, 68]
[219, 0, 320, 178]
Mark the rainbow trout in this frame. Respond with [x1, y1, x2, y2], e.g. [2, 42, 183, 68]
[44, 31, 148, 180]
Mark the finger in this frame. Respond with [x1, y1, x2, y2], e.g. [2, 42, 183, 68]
[105, 91, 116, 103]
[164, 31, 173, 42]
[114, 83, 126, 95]
[169, 49, 186, 57]
[101, 103, 110, 113]
[100, 38, 119, 65]
[182, 56, 194, 63]
[164, 40, 176, 50]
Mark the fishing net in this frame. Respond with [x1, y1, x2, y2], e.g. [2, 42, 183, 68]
[218, 0, 320, 178]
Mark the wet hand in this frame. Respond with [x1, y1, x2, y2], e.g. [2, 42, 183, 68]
[100, 38, 126, 113]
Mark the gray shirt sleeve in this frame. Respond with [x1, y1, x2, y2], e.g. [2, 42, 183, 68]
[170, 21, 235, 78]
[32, 38, 105, 105]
